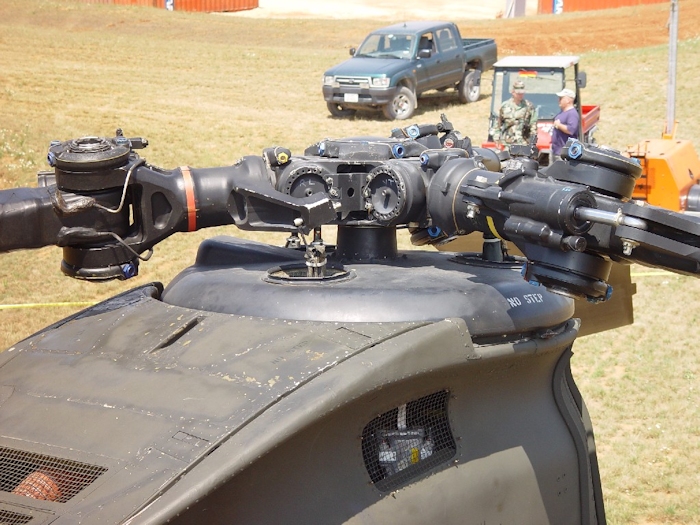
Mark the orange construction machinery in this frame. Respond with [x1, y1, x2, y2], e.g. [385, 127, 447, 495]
[626, 0, 700, 213]
[627, 130, 700, 212]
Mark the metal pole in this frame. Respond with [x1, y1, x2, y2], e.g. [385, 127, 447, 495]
[665, 0, 678, 136]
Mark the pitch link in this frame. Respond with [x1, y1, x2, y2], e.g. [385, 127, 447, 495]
[574, 207, 648, 230]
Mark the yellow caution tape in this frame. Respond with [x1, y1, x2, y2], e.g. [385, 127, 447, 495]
[0, 301, 96, 311]
[486, 216, 504, 240]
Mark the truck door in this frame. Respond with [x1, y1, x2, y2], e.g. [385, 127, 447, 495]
[415, 32, 440, 93]
[434, 27, 464, 85]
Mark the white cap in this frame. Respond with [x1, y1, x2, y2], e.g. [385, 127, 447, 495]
[556, 88, 576, 98]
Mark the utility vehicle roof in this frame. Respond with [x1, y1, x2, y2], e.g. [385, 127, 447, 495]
[494, 55, 580, 69]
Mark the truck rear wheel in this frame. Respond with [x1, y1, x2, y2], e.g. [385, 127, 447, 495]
[458, 71, 480, 103]
[327, 102, 356, 118]
[382, 87, 416, 120]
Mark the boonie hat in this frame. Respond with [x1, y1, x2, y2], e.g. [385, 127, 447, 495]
[512, 80, 525, 93]
[556, 88, 576, 98]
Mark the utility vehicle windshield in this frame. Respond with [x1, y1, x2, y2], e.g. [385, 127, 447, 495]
[491, 70, 567, 120]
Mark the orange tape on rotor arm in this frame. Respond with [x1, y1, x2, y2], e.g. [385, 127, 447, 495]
[180, 166, 197, 232]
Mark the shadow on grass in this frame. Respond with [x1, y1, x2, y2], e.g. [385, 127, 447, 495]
[325, 93, 487, 123]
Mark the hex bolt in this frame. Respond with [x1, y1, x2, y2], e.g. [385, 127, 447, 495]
[120, 262, 137, 279]
[621, 240, 638, 256]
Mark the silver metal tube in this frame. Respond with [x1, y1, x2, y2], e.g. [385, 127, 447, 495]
[574, 207, 648, 230]
[666, 0, 679, 134]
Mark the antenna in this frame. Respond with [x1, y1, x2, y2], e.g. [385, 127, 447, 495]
[664, 0, 679, 137]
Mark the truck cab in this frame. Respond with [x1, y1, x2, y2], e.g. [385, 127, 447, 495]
[484, 55, 599, 165]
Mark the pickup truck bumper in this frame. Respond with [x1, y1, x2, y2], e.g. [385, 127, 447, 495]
[323, 85, 398, 107]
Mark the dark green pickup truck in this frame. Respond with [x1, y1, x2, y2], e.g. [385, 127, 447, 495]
[322, 21, 497, 120]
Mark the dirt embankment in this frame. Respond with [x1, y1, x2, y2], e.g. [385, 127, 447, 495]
[238, 1, 700, 55]
[494, 2, 700, 55]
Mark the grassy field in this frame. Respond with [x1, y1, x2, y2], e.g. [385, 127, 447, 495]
[2, 1, 700, 522]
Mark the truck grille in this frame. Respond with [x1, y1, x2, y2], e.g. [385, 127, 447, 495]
[335, 76, 371, 87]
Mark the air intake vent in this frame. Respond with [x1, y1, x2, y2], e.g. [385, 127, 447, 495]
[0, 446, 107, 503]
[362, 390, 456, 492]
[0, 509, 32, 524]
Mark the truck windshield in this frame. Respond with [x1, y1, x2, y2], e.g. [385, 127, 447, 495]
[492, 70, 565, 120]
[356, 33, 414, 59]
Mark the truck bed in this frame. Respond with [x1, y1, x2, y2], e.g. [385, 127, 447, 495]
[461, 38, 497, 70]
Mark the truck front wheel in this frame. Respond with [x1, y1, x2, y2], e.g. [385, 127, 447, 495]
[458, 71, 480, 103]
[327, 102, 356, 118]
[382, 87, 416, 120]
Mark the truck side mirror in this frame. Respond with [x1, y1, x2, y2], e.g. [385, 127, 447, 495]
[349, 47, 356, 56]
[576, 71, 587, 88]
[418, 49, 432, 59]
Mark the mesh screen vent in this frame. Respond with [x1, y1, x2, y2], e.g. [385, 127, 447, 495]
[362, 390, 456, 492]
[0, 509, 32, 525]
[0, 446, 107, 503]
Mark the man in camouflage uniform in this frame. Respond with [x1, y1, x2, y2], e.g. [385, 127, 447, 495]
[490, 80, 538, 146]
